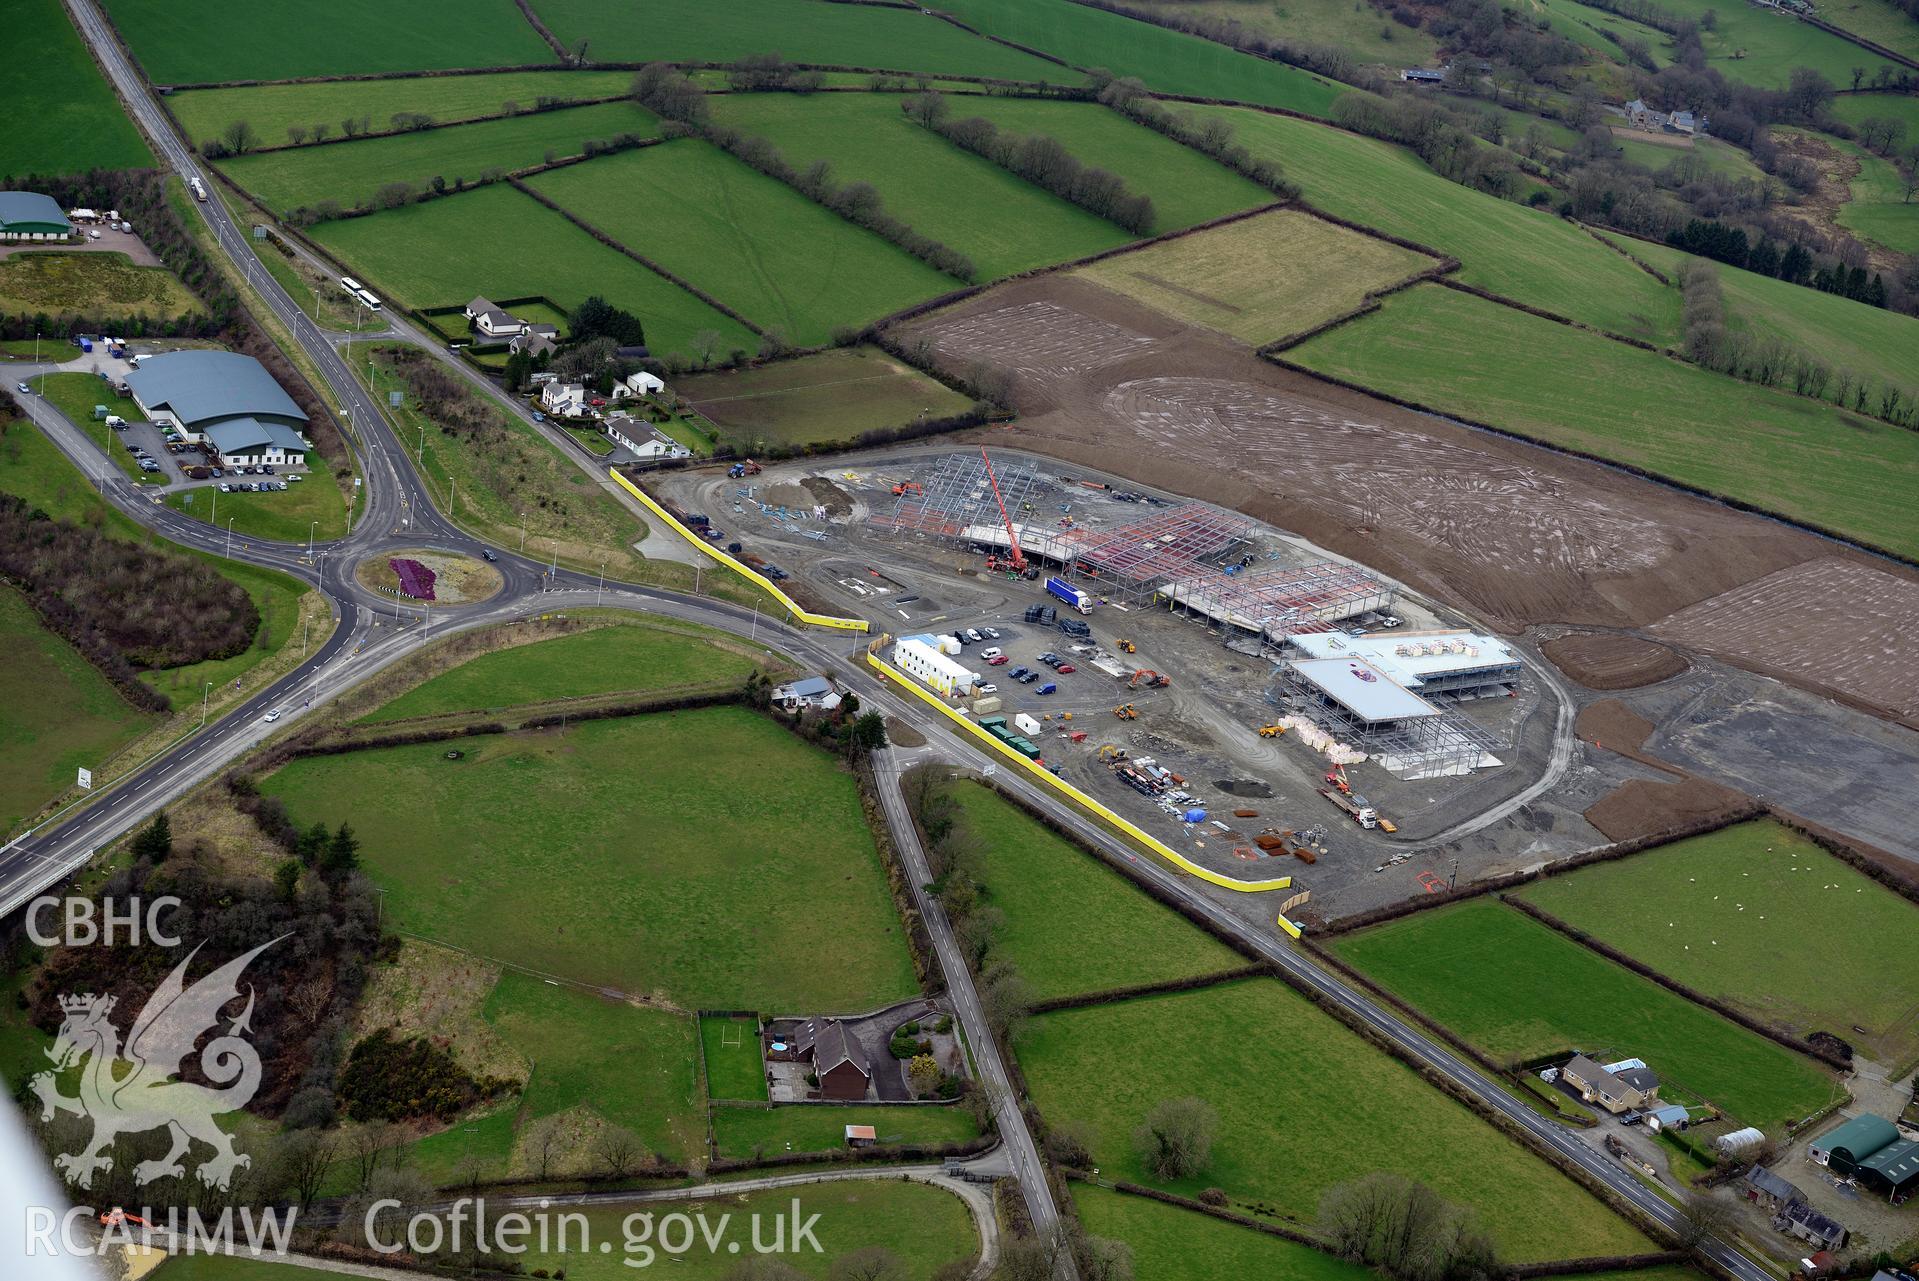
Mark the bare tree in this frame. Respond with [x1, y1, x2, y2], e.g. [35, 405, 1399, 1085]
[523, 1114, 566, 1181]
[347, 1121, 401, 1191]
[1133, 1096, 1216, 1180]
[830, 1246, 907, 1281]
[1075, 1235, 1135, 1281]
[1319, 1171, 1497, 1281]
[1675, 1190, 1740, 1248]
[276, 1130, 338, 1208]
[287, 124, 309, 146]
[594, 1125, 645, 1179]
[220, 119, 260, 155]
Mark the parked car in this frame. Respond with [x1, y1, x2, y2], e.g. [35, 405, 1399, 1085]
[980, 627, 1001, 640]
[1016, 669, 1039, 684]
[1038, 651, 1061, 666]
[963, 628, 984, 643]
[288, 473, 304, 482]
[1055, 662, 1076, 674]
[1008, 666, 1030, 681]
[977, 683, 998, 694]
[985, 654, 1008, 665]
[981, 647, 1004, 660]
[1036, 682, 1057, 695]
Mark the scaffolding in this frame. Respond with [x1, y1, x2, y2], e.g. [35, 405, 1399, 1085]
[870, 451, 1043, 541]
[1160, 561, 1395, 638]
[1269, 663, 1506, 780]
[1069, 504, 1260, 603]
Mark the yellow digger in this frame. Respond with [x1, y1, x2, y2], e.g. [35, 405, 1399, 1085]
[1113, 703, 1138, 720]
[1116, 639, 1137, 654]
[1257, 723, 1286, 738]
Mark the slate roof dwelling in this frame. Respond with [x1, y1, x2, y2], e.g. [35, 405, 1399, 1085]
[1776, 1200, 1847, 1250]
[464, 295, 530, 339]
[0, 191, 72, 240]
[125, 352, 309, 465]
[1744, 1164, 1804, 1210]
[1616, 1065, 1660, 1096]
[1561, 1054, 1658, 1113]
[793, 1018, 871, 1101]
[508, 331, 557, 358]
[1400, 67, 1445, 83]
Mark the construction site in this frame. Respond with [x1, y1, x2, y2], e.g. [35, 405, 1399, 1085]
[645, 443, 1647, 926]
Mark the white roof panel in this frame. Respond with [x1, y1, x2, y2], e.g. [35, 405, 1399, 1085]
[1289, 658, 1439, 722]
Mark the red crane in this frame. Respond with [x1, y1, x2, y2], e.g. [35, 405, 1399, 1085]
[979, 448, 1027, 572]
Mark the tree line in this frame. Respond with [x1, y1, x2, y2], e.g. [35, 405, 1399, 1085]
[629, 63, 978, 281]
[1095, 76, 1299, 199]
[904, 91, 1157, 236]
[0, 487, 260, 712]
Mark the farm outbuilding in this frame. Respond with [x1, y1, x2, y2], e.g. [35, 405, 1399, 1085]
[0, 191, 73, 241]
[1809, 1114, 1899, 1171]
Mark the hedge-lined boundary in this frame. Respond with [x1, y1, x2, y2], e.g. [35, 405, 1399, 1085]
[1264, 351, 1919, 573]
[1027, 964, 1273, 1014]
[218, 93, 630, 156]
[158, 60, 1078, 93]
[1103, 1180, 1327, 1247]
[1581, 224, 1672, 286]
[513, 0, 572, 62]
[507, 176, 768, 336]
[856, 759, 941, 996]
[1763, 806, 1919, 908]
[1433, 276, 1669, 355]
[1258, 259, 1456, 355]
[706, 1135, 994, 1174]
[1301, 934, 1518, 1082]
[1312, 805, 1766, 938]
[1512, 1253, 1693, 1278]
[1503, 896, 1851, 1078]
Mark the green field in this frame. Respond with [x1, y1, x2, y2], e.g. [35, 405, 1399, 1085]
[1615, 234, 1919, 403]
[1072, 1183, 1371, 1281]
[1655, 0, 1901, 87]
[164, 471, 348, 544]
[946, 781, 1246, 1000]
[312, 183, 756, 358]
[711, 1103, 979, 1159]
[1127, 0, 1443, 65]
[1531, 0, 1677, 69]
[531, 0, 1070, 81]
[365, 621, 760, 722]
[1612, 133, 1770, 184]
[1830, 91, 1919, 136]
[700, 1013, 767, 1101]
[220, 100, 658, 214]
[1816, 0, 1919, 58]
[1519, 821, 1919, 1065]
[1831, 135, 1919, 256]
[1193, 105, 1682, 341]
[1076, 207, 1437, 344]
[1332, 899, 1840, 1129]
[34, 371, 163, 485]
[1285, 284, 1919, 558]
[933, 0, 1349, 117]
[150, 1256, 342, 1281]
[100, 0, 556, 82]
[677, 344, 975, 449]
[529, 141, 954, 345]
[939, 97, 1272, 235]
[0, 586, 157, 833]
[711, 92, 1131, 279]
[1017, 979, 1648, 1259]
[1, 0, 152, 180]
[484, 972, 704, 1162]
[261, 707, 919, 1012]
[168, 71, 637, 149]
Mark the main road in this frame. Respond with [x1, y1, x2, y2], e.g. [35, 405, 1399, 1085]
[31, 3, 1776, 1273]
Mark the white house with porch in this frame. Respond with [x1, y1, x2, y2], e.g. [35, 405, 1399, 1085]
[606, 416, 690, 460]
[540, 381, 587, 417]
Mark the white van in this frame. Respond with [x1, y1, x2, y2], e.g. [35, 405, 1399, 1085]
[103, 415, 126, 428]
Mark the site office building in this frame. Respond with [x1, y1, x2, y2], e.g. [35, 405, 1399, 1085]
[893, 636, 982, 697]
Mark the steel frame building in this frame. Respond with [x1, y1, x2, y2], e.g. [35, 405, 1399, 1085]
[870, 451, 1042, 541]
[1160, 561, 1395, 638]
[1269, 662, 1506, 779]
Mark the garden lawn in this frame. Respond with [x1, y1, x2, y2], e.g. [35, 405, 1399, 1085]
[260, 707, 919, 1012]
[365, 620, 759, 722]
[1519, 820, 1919, 1065]
[0, 587, 157, 833]
[1614, 234, 1919, 403]
[700, 1014, 767, 1101]
[945, 781, 1245, 1000]
[1285, 284, 1919, 559]
[529, 142, 954, 345]
[1017, 979, 1649, 1259]
[711, 1103, 978, 1159]
[1, 0, 151, 180]
[164, 471, 348, 543]
[677, 344, 974, 450]
[711, 93, 1128, 279]
[530, 0, 1068, 81]
[1332, 898, 1839, 1129]
[940, 97, 1273, 235]
[1072, 1183, 1371, 1281]
[312, 184, 755, 358]
[168, 71, 637, 150]
[483, 972, 703, 1162]
[1190, 105, 1682, 341]
[99, 0, 556, 82]
[0, 251, 197, 321]
[933, 0, 1348, 117]
[219, 100, 658, 214]
[1075, 207, 1437, 345]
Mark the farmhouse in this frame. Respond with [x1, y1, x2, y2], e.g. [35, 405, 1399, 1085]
[124, 351, 309, 467]
[508, 329, 557, 358]
[540, 381, 586, 417]
[0, 191, 73, 241]
[465, 295, 530, 339]
[1561, 1054, 1659, 1114]
[792, 1018, 871, 1101]
[606, 417, 690, 461]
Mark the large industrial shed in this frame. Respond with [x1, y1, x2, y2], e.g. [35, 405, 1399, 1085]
[126, 351, 311, 467]
[0, 192, 73, 241]
[1810, 1113, 1919, 1202]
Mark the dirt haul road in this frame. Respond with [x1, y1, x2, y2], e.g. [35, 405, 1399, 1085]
[900, 275, 1919, 727]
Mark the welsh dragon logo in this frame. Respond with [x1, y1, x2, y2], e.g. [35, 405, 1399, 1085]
[30, 938, 283, 1191]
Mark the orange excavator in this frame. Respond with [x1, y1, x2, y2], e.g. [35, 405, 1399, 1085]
[979, 448, 1027, 574]
[1129, 669, 1170, 689]
[892, 480, 923, 496]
